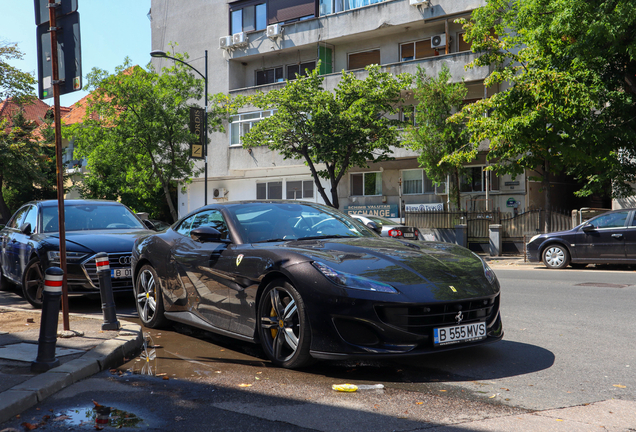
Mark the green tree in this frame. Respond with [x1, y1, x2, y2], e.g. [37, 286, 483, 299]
[66, 55, 237, 222]
[0, 111, 51, 222]
[242, 65, 411, 209]
[405, 64, 470, 210]
[452, 0, 636, 228]
[1, 42, 37, 102]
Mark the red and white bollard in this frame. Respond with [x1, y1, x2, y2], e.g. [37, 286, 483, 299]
[31, 267, 63, 372]
[95, 253, 120, 331]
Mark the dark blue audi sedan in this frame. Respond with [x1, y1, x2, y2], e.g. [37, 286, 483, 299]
[0, 200, 155, 308]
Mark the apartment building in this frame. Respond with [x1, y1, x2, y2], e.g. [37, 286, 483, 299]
[150, 0, 533, 218]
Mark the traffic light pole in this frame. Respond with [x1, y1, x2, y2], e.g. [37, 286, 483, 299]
[48, 0, 70, 331]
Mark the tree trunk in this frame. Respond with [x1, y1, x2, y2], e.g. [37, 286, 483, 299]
[163, 182, 178, 223]
[543, 160, 552, 233]
[453, 168, 461, 211]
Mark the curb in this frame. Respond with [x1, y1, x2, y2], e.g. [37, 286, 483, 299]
[0, 320, 143, 424]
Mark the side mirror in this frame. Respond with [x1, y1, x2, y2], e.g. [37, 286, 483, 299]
[367, 222, 382, 234]
[143, 220, 157, 231]
[19, 223, 32, 235]
[191, 226, 223, 243]
[582, 223, 595, 232]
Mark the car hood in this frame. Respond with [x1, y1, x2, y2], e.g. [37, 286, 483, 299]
[42, 229, 154, 254]
[259, 237, 496, 299]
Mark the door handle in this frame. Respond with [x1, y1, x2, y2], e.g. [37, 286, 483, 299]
[611, 234, 623, 239]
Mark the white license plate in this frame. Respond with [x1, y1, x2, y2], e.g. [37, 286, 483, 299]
[111, 268, 132, 279]
[403, 233, 415, 238]
[434, 322, 486, 346]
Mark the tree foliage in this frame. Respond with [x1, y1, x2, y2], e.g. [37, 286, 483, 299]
[0, 112, 55, 222]
[242, 65, 411, 209]
[66, 55, 238, 222]
[0, 42, 37, 102]
[452, 0, 636, 207]
[405, 64, 469, 210]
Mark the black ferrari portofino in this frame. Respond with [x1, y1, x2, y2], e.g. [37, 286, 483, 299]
[132, 201, 503, 368]
[0, 200, 155, 307]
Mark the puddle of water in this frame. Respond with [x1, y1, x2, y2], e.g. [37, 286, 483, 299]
[56, 405, 144, 428]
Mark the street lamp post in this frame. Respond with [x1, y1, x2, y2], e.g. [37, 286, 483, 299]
[150, 49, 209, 205]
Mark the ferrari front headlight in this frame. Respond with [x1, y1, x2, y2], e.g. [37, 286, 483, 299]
[312, 261, 398, 293]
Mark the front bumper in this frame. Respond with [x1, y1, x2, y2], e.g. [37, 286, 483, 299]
[303, 286, 503, 360]
[49, 252, 134, 295]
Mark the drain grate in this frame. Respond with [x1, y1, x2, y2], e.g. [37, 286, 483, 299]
[575, 282, 631, 289]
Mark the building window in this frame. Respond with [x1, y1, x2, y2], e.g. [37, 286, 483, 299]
[402, 169, 434, 194]
[256, 67, 284, 85]
[257, 181, 283, 199]
[287, 61, 316, 80]
[400, 40, 439, 62]
[319, 0, 386, 16]
[231, 3, 266, 34]
[286, 180, 314, 199]
[229, 110, 276, 146]
[460, 167, 500, 192]
[348, 49, 380, 70]
[351, 172, 382, 196]
[400, 105, 416, 127]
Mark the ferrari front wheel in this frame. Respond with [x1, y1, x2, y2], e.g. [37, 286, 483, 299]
[258, 279, 313, 369]
[134, 265, 168, 328]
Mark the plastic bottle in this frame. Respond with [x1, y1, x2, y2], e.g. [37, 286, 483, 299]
[332, 383, 384, 392]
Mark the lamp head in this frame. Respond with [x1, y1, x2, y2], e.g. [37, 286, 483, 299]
[150, 50, 168, 58]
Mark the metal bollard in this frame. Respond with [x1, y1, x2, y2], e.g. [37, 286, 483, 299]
[31, 267, 63, 372]
[96, 253, 121, 331]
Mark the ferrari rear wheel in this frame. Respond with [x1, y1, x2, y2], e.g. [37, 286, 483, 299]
[22, 257, 44, 309]
[258, 279, 313, 368]
[135, 265, 168, 328]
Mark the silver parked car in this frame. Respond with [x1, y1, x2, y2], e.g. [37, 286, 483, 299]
[349, 214, 422, 240]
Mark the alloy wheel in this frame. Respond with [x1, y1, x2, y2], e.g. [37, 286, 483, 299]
[260, 286, 301, 364]
[136, 268, 159, 323]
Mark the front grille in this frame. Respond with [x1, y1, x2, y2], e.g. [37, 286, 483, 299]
[375, 295, 499, 336]
[82, 252, 134, 290]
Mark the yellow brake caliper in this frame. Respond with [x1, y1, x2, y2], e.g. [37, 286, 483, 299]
[270, 307, 278, 339]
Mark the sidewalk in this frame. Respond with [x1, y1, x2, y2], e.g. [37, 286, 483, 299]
[0, 306, 143, 424]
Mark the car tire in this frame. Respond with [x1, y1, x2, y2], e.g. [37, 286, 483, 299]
[542, 245, 570, 269]
[258, 279, 313, 369]
[134, 265, 168, 328]
[22, 257, 44, 308]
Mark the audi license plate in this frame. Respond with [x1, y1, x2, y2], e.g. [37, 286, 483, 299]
[433, 322, 486, 346]
[111, 268, 132, 279]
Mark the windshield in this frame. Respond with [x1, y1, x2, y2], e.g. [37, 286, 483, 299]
[227, 202, 375, 243]
[42, 204, 145, 232]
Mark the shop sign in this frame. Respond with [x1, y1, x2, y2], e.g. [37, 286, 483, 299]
[404, 203, 444, 212]
[344, 204, 398, 218]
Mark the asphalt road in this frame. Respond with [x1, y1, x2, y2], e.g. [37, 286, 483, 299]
[1, 265, 635, 430]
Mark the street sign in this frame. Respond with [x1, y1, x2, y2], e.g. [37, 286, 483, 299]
[189, 107, 205, 159]
[34, 0, 78, 26]
[36, 11, 82, 99]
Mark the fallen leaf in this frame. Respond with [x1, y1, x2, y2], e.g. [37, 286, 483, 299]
[256, 372, 262, 375]
[255, 377, 260, 380]
[556, 419, 564, 422]
[613, 384, 626, 388]
[21, 422, 38, 430]
[416, 402, 423, 405]
[239, 383, 252, 387]
[500, 388, 509, 391]
[162, 376, 169, 380]
[439, 390, 447, 392]
[489, 395, 497, 398]
[92, 400, 103, 408]
[156, 373, 167, 377]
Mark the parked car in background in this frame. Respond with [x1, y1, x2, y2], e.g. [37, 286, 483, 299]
[0, 200, 155, 307]
[526, 208, 636, 269]
[349, 213, 423, 240]
[132, 201, 503, 369]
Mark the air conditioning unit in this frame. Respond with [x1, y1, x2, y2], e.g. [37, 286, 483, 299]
[233, 32, 248, 46]
[212, 187, 227, 199]
[267, 24, 282, 39]
[410, 0, 431, 5]
[219, 35, 233, 49]
[431, 33, 446, 48]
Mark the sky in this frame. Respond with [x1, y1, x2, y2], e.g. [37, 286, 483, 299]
[2, 0, 152, 107]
